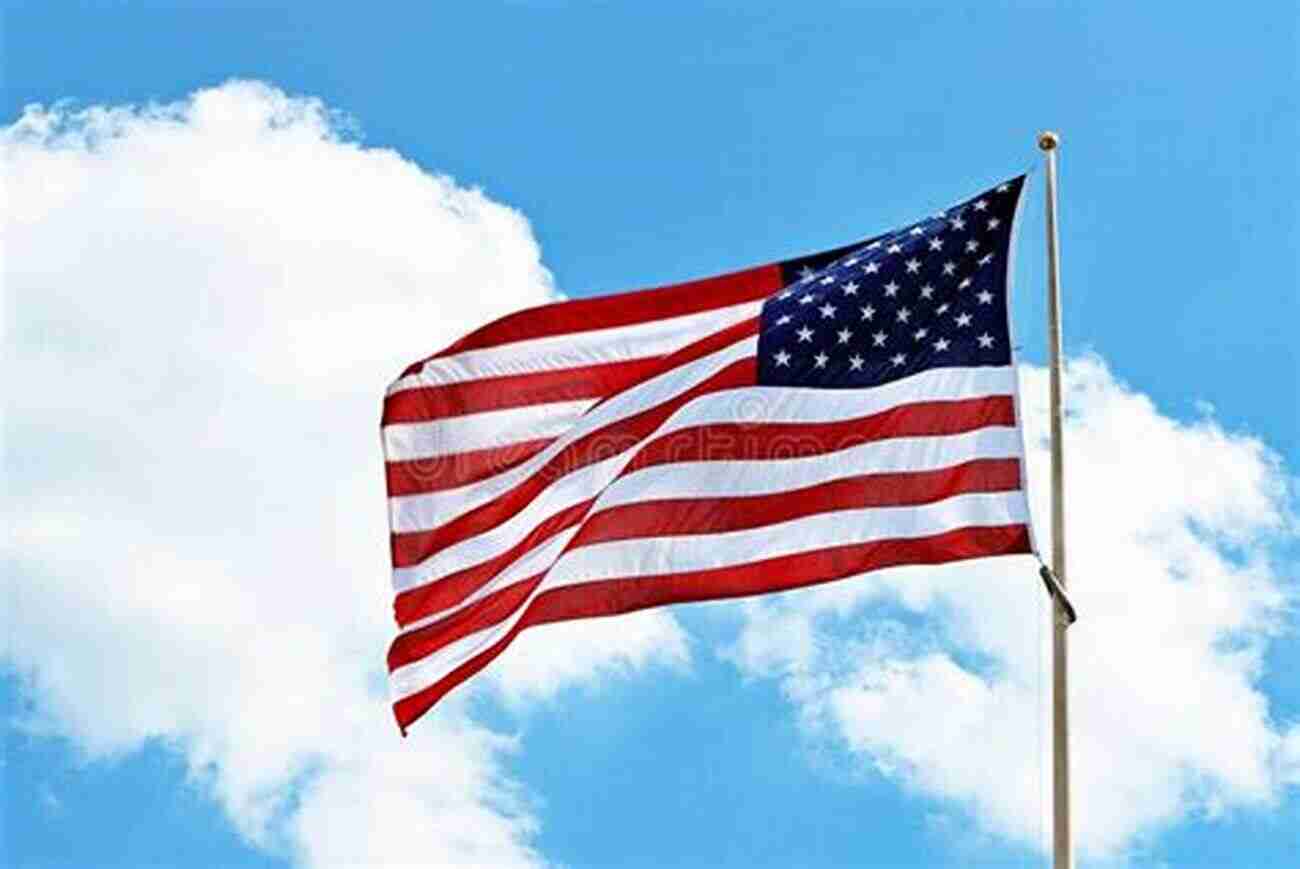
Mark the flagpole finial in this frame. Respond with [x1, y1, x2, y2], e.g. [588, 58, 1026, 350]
[1037, 130, 1060, 151]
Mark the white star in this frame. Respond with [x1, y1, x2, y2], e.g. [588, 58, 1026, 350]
[837, 328, 853, 344]
[897, 307, 912, 323]
[977, 332, 995, 348]
[845, 257, 859, 267]
[864, 262, 880, 275]
[936, 303, 950, 315]
[978, 253, 994, 266]
[943, 261, 957, 276]
[955, 312, 973, 327]
[842, 281, 859, 295]
[973, 199, 988, 211]
[950, 217, 966, 231]
[965, 239, 979, 253]
[819, 302, 837, 318]
[778, 290, 792, 300]
[905, 258, 921, 273]
[959, 277, 972, 289]
[987, 217, 1001, 230]
[872, 331, 887, 347]
[920, 284, 935, 299]
[776, 314, 792, 325]
[800, 294, 814, 305]
[820, 275, 836, 285]
[798, 266, 815, 280]
[796, 326, 814, 342]
[848, 354, 865, 371]
[890, 353, 906, 366]
[814, 352, 829, 368]
[860, 304, 876, 321]
[933, 337, 951, 351]
[774, 350, 791, 367]
[887, 243, 903, 254]
[910, 226, 925, 236]
[884, 281, 899, 297]
[977, 290, 994, 304]
[928, 237, 944, 251]
[913, 327, 928, 341]
[996, 183, 1010, 193]
[867, 240, 882, 250]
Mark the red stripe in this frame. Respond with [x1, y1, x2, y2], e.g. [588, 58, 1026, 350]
[393, 497, 593, 627]
[387, 459, 1021, 672]
[625, 395, 1017, 474]
[571, 458, 1022, 549]
[389, 574, 543, 673]
[390, 388, 1011, 626]
[384, 357, 665, 424]
[392, 523, 1032, 732]
[384, 437, 553, 497]
[388, 319, 760, 571]
[400, 265, 781, 375]
[390, 354, 755, 571]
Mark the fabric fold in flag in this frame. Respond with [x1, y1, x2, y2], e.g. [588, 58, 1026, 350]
[381, 175, 1036, 734]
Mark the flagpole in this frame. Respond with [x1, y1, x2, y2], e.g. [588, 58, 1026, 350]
[1037, 130, 1072, 869]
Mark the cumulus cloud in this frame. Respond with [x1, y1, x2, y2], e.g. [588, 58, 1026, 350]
[2, 80, 687, 866]
[1282, 726, 1300, 786]
[727, 356, 1297, 860]
[7, 78, 1296, 869]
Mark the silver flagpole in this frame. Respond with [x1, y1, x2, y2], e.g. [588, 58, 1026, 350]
[1037, 130, 1072, 869]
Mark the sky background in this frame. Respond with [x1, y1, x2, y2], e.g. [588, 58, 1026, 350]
[3, 2, 1298, 867]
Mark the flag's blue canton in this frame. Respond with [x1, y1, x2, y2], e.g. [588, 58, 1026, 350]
[758, 175, 1025, 388]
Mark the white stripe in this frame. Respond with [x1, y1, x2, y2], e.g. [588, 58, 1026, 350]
[388, 363, 1011, 533]
[395, 425, 1020, 595]
[390, 365, 1015, 599]
[396, 425, 1018, 628]
[544, 490, 1029, 587]
[594, 426, 1022, 510]
[397, 527, 582, 637]
[383, 399, 593, 463]
[388, 490, 1028, 700]
[392, 452, 618, 593]
[648, 365, 1017, 431]
[388, 300, 762, 393]
[386, 334, 758, 538]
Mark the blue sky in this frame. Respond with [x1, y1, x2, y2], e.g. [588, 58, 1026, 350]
[3, 2, 1298, 867]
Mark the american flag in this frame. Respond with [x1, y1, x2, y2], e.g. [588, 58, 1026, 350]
[383, 175, 1035, 733]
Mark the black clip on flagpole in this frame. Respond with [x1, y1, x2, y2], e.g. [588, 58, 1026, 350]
[1039, 563, 1078, 626]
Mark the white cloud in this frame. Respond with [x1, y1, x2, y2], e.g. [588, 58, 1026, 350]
[727, 356, 1297, 860]
[2, 80, 687, 866]
[1282, 726, 1300, 786]
[486, 610, 690, 708]
[7, 78, 1296, 868]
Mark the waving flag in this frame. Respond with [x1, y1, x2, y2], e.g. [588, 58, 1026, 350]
[382, 175, 1036, 733]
